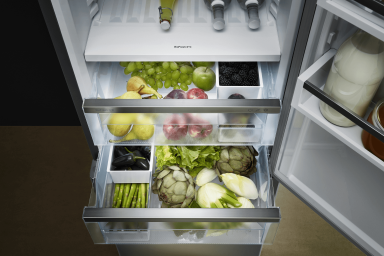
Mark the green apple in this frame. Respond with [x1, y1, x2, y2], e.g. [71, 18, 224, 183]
[192, 67, 216, 91]
[192, 62, 215, 68]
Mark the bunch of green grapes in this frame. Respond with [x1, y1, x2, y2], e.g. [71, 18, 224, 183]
[119, 62, 195, 91]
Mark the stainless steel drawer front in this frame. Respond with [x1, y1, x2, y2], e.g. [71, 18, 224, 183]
[82, 208, 281, 223]
[83, 99, 281, 114]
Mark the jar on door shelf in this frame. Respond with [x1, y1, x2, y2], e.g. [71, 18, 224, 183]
[361, 98, 384, 161]
[320, 30, 384, 127]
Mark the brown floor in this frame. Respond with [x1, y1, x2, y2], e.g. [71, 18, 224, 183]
[1, 127, 365, 256]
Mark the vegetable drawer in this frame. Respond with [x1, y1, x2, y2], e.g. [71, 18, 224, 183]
[83, 145, 281, 245]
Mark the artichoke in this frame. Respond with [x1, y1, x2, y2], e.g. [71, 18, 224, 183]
[215, 146, 258, 179]
[152, 165, 195, 208]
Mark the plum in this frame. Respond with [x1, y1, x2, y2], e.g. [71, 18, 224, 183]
[164, 89, 187, 99]
[228, 93, 245, 99]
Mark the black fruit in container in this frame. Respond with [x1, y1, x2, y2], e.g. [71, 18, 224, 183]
[124, 148, 150, 170]
[113, 146, 151, 170]
[112, 153, 147, 167]
[140, 146, 151, 160]
[219, 62, 259, 86]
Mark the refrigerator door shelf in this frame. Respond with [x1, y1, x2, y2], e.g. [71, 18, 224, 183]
[84, 0, 280, 62]
[84, 145, 280, 245]
[290, 49, 384, 172]
[317, 0, 384, 41]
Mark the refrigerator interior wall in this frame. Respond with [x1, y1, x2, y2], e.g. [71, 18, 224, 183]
[274, 5, 384, 256]
[51, 0, 304, 147]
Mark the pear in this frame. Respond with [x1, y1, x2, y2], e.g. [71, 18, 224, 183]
[107, 85, 143, 137]
[109, 116, 155, 143]
[107, 114, 137, 137]
[127, 76, 163, 99]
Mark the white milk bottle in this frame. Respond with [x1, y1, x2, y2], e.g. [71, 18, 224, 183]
[320, 29, 384, 127]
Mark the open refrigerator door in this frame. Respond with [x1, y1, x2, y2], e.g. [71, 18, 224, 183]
[271, 1, 384, 255]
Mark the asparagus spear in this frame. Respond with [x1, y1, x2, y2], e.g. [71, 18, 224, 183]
[113, 184, 120, 208]
[125, 183, 137, 208]
[122, 184, 132, 208]
[145, 183, 149, 208]
[116, 183, 125, 208]
[131, 187, 139, 208]
[140, 183, 146, 208]
[136, 184, 142, 208]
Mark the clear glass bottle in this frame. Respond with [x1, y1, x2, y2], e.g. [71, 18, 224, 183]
[237, 0, 265, 29]
[320, 29, 384, 127]
[159, 0, 177, 30]
[204, 0, 232, 31]
[361, 98, 384, 161]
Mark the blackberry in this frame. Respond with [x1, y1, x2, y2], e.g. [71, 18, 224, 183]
[219, 62, 227, 68]
[248, 75, 259, 85]
[220, 77, 231, 86]
[248, 62, 258, 69]
[239, 70, 247, 79]
[249, 69, 258, 77]
[219, 65, 227, 74]
[232, 62, 242, 69]
[226, 62, 235, 67]
[231, 74, 242, 85]
[243, 80, 251, 87]
[223, 67, 235, 77]
[240, 64, 250, 73]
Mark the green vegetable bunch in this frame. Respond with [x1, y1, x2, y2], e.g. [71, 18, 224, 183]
[113, 183, 149, 208]
[155, 146, 221, 174]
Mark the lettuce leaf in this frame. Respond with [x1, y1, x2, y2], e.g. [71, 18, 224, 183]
[155, 146, 221, 171]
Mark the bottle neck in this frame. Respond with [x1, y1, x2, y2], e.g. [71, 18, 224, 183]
[212, 5, 224, 20]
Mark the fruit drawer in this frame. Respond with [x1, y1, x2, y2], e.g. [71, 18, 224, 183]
[87, 61, 270, 145]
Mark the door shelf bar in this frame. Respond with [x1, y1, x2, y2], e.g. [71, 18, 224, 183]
[303, 81, 384, 143]
[82, 208, 281, 223]
[83, 99, 281, 114]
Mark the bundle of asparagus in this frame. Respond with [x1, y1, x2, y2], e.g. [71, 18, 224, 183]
[113, 183, 149, 208]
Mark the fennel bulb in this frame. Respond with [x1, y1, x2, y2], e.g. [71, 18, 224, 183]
[197, 183, 242, 208]
[221, 173, 258, 199]
[237, 197, 255, 208]
[196, 168, 217, 186]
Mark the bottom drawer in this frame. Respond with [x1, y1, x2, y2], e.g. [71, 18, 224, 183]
[84, 145, 280, 245]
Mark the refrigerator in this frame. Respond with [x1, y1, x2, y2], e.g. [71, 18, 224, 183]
[38, 0, 384, 255]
